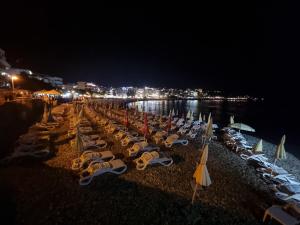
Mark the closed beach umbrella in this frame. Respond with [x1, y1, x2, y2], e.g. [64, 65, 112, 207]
[275, 135, 287, 160]
[205, 117, 214, 140]
[186, 110, 191, 119]
[271, 135, 287, 176]
[159, 112, 163, 124]
[203, 114, 206, 122]
[124, 109, 129, 128]
[198, 113, 202, 122]
[41, 103, 48, 123]
[208, 112, 211, 124]
[252, 139, 263, 154]
[229, 123, 255, 132]
[192, 144, 211, 203]
[140, 111, 144, 121]
[142, 113, 149, 138]
[176, 109, 179, 117]
[190, 111, 194, 121]
[230, 115, 235, 124]
[172, 108, 175, 117]
[75, 128, 83, 152]
[166, 114, 172, 133]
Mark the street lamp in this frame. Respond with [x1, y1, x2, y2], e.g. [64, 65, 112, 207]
[11, 75, 18, 99]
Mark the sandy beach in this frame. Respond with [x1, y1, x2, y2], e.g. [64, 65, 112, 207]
[0, 103, 299, 225]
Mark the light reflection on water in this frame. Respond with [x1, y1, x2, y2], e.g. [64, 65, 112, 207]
[129, 99, 254, 127]
[128, 99, 300, 158]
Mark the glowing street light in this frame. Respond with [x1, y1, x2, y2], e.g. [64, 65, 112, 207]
[11, 75, 18, 99]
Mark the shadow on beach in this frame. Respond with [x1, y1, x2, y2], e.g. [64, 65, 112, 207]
[0, 100, 43, 159]
[0, 160, 266, 225]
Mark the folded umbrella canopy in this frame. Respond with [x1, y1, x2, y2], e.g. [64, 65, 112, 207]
[275, 135, 287, 160]
[207, 112, 211, 124]
[229, 123, 255, 132]
[230, 115, 235, 125]
[171, 108, 175, 117]
[192, 144, 211, 203]
[124, 109, 129, 128]
[205, 117, 214, 140]
[271, 135, 287, 176]
[186, 110, 191, 120]
[198, 113, 202, 122]
[252, 139, 263, 154]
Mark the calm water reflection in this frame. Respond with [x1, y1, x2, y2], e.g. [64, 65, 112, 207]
[128, 99, 299, 158]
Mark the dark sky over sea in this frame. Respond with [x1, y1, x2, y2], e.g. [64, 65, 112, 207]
[1, 2, 299, 126]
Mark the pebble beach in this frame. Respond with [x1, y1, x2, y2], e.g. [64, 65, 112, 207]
[0, 102, 299, 225]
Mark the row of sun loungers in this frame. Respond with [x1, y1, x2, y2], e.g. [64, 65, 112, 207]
[68, 104, 175, 185]
[222, 127, 300, 210]
[1, 103, 71, 164]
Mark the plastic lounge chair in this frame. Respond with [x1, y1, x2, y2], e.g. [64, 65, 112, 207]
[263, 205, 300, 225]
[152, 131, 168, 144]
[114, 130, 127, 140]
[72, 150, 115, 170]
[79, 159, 127, 185]
[187, 130, 198, 139]
[262, 174, 300, 186]
[164, 134, 189, 148]
[127, 141, 160, 157]
[274, 193, 300, 205]
[240, 153, 267, 161]
[177, 126, 189, 135]
[121, 135, 145, 147]
[256, 167, 289, 176]
[107, 125, 119, 134]
[82, 139, 107, 150]
[134, 151, 173, 170]
[272, 184, 300, 196]
[78, 127, 93, 134]
[176, 118, 185, 127]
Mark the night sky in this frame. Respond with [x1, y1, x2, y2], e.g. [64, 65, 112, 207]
[1, 3, 299, 99]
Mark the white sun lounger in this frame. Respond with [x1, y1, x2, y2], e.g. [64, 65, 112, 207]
[82, 139, 107, 150]
[72, 150, 115, 171]
[240, 153, 268, 161]
[79, 159, 127, 185]
[164, 134, 189, 148]
[263, 205, 300, 225]
[152, 131, 168, 144]
[127, 141, 160, 157]
[134, 151, 173, 170]
[114, 130, 128, 140]
[121, 136, 145, 147]
[262, 174, 300, 186]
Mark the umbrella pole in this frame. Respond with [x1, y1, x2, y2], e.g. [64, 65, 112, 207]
[191, 183, 199, 204]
